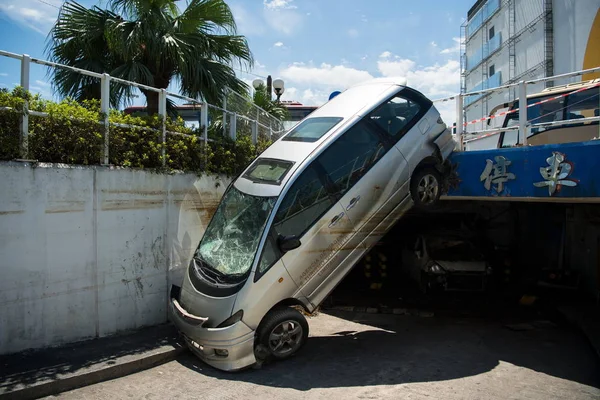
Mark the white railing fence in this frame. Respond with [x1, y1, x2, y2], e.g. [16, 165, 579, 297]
[0, 50, 286, 165]
[432, 66, 600, 151]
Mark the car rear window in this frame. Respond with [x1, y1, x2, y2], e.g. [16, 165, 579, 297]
[282, 117, 343, 143]
[242, 158, 294, 185]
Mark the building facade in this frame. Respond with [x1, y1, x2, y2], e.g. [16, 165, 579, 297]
[461, 0, 600, 133]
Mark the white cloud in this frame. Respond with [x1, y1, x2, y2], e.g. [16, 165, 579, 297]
[379, 51, 392, 59]
[278, 54, 460, 124]
[35, 80, 51, 87]
[440, 37, 461, 54]
[273, 41, 285, 47]
[347, 28, 359, 38]
[280, 62, 373, 88]
[0, 73, 8, 77]
[377, 58, 416, 77]
[431, 41, 437, 47]
[284, 87, 297, 97]
[278, 62, 373, 106]
[0, 0, 60, 34]
[263, 0, 297, 10]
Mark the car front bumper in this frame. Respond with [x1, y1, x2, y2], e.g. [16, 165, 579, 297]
[168, 285, 257, 372]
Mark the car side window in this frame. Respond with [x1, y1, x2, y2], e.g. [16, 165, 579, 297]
[272, 165, 334, 238]
[316, 120, 387, 198]
[370, 95, 421, 140]
[257, 233, 280, 274]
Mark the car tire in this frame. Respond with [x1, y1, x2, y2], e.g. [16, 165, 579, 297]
[411, 167, 443, 209]
[256, 307, 309, 361]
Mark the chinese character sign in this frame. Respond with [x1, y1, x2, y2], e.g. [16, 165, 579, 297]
[480, 156, 516, 194]
[533, 152, 578, 196]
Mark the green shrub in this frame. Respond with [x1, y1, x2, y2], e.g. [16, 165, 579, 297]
[0, 88, 273, 176]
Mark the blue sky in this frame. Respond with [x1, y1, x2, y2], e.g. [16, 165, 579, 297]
[0, 0, 473, 122]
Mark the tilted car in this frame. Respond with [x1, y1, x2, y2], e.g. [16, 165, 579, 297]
[169, 77, 456, 371]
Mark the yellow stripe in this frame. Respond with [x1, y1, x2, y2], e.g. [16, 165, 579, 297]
[583, 9, 600, 81]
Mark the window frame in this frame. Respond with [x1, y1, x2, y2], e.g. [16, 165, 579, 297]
[253, 163, 336, 282]
[253, 229, 282, 282]
[281, 116, 344, 143]
[242, 157, 295, 186]
[564, 86, 600, 121]
[499, 93, 568, 147]
[367, 87, 433, 144]
[316, 118, 393, 201]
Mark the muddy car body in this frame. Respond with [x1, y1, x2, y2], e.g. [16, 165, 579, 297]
[169, 77, 456, 371]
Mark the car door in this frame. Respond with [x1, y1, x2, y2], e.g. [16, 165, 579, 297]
[317, 118, 409, 246]
[260, 163, 355, 308]
[298, 119, 412, 307]
[371, 89, 437, 171]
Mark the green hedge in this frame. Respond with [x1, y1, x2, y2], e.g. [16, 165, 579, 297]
[0, 87, 273, 176]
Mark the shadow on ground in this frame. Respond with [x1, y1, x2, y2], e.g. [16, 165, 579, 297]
[178, 311, 600, 391]
[0, 324, 180, 395]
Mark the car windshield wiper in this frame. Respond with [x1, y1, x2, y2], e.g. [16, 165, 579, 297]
[194, 255, 227, 281]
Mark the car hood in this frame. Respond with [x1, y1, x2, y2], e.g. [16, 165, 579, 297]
[435, 260, 487, 273]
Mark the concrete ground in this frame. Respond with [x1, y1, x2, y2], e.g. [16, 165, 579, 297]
[44, 310, 600, 400]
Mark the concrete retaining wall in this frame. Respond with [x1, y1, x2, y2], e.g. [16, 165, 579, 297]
[0, 162, 229, 354]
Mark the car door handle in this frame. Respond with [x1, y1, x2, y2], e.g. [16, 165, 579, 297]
[346, 196, 361, 210]
[329, 212, 345, 228]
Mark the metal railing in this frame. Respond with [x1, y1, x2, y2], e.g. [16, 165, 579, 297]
[0, 50, 286, 165]
[432, 65, 600, 151]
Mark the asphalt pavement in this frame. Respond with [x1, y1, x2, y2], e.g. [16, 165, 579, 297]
[43, 310, 600, 400]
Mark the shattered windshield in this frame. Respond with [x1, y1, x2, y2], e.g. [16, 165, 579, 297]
[195, 187, 276, 277]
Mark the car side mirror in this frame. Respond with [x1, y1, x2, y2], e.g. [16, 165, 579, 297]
[278, 235, 301, 253]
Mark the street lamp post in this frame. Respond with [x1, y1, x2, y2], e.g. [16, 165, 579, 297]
[272, 78, 285, 102]
[252, 76, 285, 102]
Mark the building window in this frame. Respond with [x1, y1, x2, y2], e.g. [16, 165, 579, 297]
[489, 65, 496, 77]
[489, 26, 495, 40]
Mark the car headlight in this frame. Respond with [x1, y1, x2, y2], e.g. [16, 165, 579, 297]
[216, 310, 244, 328]
[428, 263, 444, 274]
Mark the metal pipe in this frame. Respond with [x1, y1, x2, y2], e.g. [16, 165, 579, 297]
[518, 80, 528, 146]
[20, 54, 30, 158]
[455, 94, 464, 151]
[159, 89, 167, 167]
[100, 73, 111, 165]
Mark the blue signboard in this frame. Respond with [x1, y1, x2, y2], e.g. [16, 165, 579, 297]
[445, 140, 600, 200]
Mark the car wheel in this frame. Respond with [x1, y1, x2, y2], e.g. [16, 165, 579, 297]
[411, 167, 442, 209]
[257, 307, 309, 361]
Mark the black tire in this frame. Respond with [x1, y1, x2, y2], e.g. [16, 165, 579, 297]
[256, 307, 309, 361]
[410, 167, 443, 209]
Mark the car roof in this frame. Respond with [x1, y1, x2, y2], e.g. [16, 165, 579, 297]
[234, 78, 407, 197]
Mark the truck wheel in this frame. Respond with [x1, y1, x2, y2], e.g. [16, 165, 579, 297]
[257, 307, 309, 361]
[411, 167, 442, 209]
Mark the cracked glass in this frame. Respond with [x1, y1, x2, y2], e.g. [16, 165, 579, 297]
[196, 187, 276, 277]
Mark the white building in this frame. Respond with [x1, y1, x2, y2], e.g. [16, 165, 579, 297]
[461, 0, 600, 133]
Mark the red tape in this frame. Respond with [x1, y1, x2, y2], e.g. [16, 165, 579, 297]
[462, 82, 600, 127]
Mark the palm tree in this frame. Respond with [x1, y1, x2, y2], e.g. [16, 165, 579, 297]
[47, 0, 253, 115]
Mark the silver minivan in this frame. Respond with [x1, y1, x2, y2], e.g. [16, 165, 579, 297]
[169, 78, 455, 371]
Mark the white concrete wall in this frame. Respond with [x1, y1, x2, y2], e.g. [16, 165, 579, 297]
[553, 0, 600, 84]
[0, 162, 229, 355]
